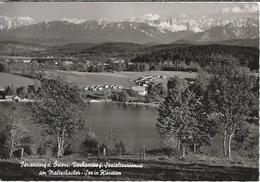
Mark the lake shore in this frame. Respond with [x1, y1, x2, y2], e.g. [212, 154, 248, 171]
[87, 99, 159, 107]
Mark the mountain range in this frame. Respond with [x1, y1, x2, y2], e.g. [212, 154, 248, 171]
[0, 15, 258, 45]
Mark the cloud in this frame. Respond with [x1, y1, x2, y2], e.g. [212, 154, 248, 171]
[221, 4, 258, 15]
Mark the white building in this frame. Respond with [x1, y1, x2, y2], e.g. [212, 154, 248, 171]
[131, 86, 147, 96]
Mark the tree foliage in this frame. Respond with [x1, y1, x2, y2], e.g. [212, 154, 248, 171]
[156, 77, 216, 156]
[31, 76, 85, 157]
[147, 82, 167, 102]
[0, 106, 29, 158]
[132, 45, 258, 70]
[206, 57, 257, 159]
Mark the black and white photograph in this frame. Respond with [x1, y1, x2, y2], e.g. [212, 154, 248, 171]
[0, 2, 259, 181]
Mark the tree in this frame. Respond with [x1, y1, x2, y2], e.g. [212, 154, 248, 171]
[2, 106, 28, 158]
[105, 128, 117, 155]
[156, 77, 213, 157]
[147, 82, 167, 102]
[17, 86, 28, 99]
[31, 77, 85, 158]
[187, 82, 218, 153]
[0, 61, 7, 72]
[114, 141, 126, 157]
[80, 134, 98, 157]
[117, 90, 130, 103]
[6, 85, 17, 96]
[140, 63, 150, 72]
[197, 67, 210, 92]
[207, 58, 256, 159]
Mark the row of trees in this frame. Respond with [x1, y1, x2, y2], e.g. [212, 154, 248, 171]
[0, 60, 40, 78]
[0, 84, 39, 99]
[157, 57, 258, 159]
[132, 45, 259, 70]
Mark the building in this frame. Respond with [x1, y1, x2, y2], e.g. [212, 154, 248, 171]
[14, 95, 21, 102]
[113, 59, 125, 64]
[0, 87, 6, 99]
[131, 86, 147, 96]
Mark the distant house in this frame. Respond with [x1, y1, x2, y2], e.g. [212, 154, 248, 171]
[23, 59, 31, 63]
[14, 95, 21, 102]
[5, 95, 21, 102]
[113, 59, 125, 64]
[131, 86, 147, 96]
[64, 61, 73, 65]
[0, 87, 6, 99]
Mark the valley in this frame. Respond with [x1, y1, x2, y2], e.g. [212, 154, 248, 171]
[0, 3, 259, 181]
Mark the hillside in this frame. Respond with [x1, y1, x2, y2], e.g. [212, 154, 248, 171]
[131, 44, 259, 70]
[0, 72, 38, 88]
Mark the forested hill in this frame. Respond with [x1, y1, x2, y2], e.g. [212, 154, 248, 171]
[131, 44, 259, 70]
[80, 42, 145, 54]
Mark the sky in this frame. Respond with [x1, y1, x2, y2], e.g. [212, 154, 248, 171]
[0, 2, 258, 22]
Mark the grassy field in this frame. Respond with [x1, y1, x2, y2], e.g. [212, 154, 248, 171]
[0, 70, 197, 89]
[0, 72, 38, 88]
[46, 70, 197, 88]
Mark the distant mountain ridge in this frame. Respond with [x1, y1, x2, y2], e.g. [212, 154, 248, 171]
[0, 38, 258, 58]
[0, 16, 35, 30]
[0, 15, 258, 45]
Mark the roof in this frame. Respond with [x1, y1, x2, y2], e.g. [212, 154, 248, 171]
[131, 86, 146, 92]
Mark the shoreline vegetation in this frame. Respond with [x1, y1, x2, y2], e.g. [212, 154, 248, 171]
[87, 99, 159, 107]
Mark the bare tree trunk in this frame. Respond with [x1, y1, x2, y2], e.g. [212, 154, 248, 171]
[228, 132, 235, 160]
[193, 143, 196, 154]
[223, 129, 227, 157]
[57, 136, 64, 158]
[103, 148, 106, 157]
[142, 145, 146, 159]
[9, 139, 14, 158]
[182, 147, 186, 158]
[21, 148, 24, 160]
[57, 136, 61, 158]
[177, 140, 181, 152]
[57, 127, 66, 158]
[9, 148, 13, 158]
[97, 145, 101, 158]
[61, 134, 65, 156]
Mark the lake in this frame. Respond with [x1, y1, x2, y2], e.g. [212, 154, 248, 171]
[85, 103, 161, 151]
[0, 102, 161, 152]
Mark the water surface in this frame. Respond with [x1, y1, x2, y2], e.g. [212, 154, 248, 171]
[85, 103, 161, 151]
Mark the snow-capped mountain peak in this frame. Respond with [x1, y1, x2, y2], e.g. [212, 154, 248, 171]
[128, 14, 258, 33]
[61, 18, 86, 24]
[0, 15, 258, 44]
[0, 16, 35, 30]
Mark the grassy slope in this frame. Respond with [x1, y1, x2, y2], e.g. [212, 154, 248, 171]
[0, 72, 37, 88]
[46, 70, 197, 88]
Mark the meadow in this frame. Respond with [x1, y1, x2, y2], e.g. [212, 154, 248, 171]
[0, 72, 38, 88]
[45, 70, 197, 88]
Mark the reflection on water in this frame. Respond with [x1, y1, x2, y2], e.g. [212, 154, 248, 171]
[85, 102, 160, 151]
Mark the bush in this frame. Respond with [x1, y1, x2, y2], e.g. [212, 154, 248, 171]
[146, 148, 178, 158]
[80, 137, 99, 157]
[114, 141, 126, 156]
[111, 90, 130, 102]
